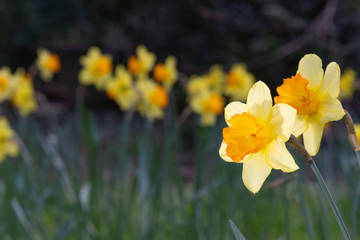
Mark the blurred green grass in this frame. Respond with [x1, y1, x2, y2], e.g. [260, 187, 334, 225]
[0, 108, 358, 239]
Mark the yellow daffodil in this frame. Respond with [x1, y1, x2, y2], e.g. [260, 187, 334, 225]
[11, 69, 37, 116]
[127, 45, 156, 76]
[219, 81, 298, 193]
[79, 46, 113, 90]
[36, 48, 61, 82]
[106, 65, 138, 111]
[187, 75, 210, 96]
[0, 117, 19, 161]
[0, 67, 15, 103]
[189, 90, 224, 126]
[224, 63, 255, 101]
[205, 64, 225, 93]
[153, 56, 178, 91]
[274, 54, 345, 156]
[136, 78, 168, 120]
[339, 68, 356, 101]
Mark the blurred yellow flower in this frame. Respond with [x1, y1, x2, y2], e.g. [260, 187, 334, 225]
[189, 90, 224, 126]
[36, 48, 61, 82]
[187, 75, 210, 96]
[274, 54, 345, 156]
[0, 67, 15, 103]
[224, 63, 255, 101]
[127, 45, 156, 76]
[219, 81, 298, 193]
[11, 69, 37, 116]
[106, 65, 138, 111]
[153, 56, 178, 91]
[0, 117, 19, 161]
[339, 68, 356, 101]
[206, 64, 225, 93]
[137, 78, 168, 120]
[79, 46, 113, 90]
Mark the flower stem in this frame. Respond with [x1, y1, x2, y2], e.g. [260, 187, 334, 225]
[342, 109, 360, 167]
[288, 135, 351, 240]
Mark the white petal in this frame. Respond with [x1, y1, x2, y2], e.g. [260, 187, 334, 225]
[219, 141, 233, 162]
[292, 115, 309, 137]
[320, 62, 340, 98]
[246, 81, 272, 124]
[297, 54, 324, 90]
[224, 101, 246, 126]
[316, 94, 345, 124]
[267, 103, 297, 141]
[242, 151, 272, 194]
[303, 119, 324, 156]
[265, 138, 299, 172]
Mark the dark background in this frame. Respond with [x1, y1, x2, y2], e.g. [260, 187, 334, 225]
[1, 0, 359, 111]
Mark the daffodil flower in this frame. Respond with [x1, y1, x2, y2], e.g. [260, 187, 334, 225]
[127, 45, 156, 76]
[36, 48, 61, 82]
[0, 117, 19, 161]
[274, 54, 345, 156]
[339, 68, 356, 101]
[153, 56, 178, 92]
[224, 63, 255, 101]
[219, 81, 298, 193]
[0, 67, 15, 103]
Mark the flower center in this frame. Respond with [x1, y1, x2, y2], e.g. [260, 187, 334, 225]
[203, 93, 224, 114]
[0, 77, 8, 91]
[91, 57, 113, 76]
[149, 85, 168, 108]
[106, 89, 116, 100]
[223, 113, 271, 162]
[226, 72, 239, 87]
[274, 73, 319, 115]
[45, 53, 61, 73]
[153, 63, 169, 82]
[127, 56, 140, 74]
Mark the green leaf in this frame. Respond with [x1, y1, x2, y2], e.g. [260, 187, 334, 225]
[229, 220, 246, 240]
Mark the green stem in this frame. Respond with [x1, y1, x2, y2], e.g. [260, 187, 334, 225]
[309, 161, 351, 240]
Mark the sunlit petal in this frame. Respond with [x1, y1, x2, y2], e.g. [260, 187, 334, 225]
[297, 54, 323, 90]
[316, 93, 345, 124]
[224, 101, 246, 126]
[292, 115, 309, 137]
[267, 103, 296, 141]
[219, 141, 233, 162]
[246, 81, 272, 124]
[242, 151, 271, 194]
[320, 62, 340, 98]
[265, 138, 299, 172]
[303, 119, 324, 156]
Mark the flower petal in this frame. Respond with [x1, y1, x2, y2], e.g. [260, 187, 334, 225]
[297, 54, 324, 91]
[267, 103, 297, 141]
[265, 138, 299, 172]
[242, 151, 272, 194]
[320, 62, 340, 98]
[246, 81, 272, 124]
[224, 101, 247, 126]
[293, 115, 309, 137]
[316, 93, 345, 124]
[219, 141, 233, 162]
[303, 119, 324, 156]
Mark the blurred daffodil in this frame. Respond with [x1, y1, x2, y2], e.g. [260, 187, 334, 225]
[36, 48, 61, 82]
[219, 81, 298, 193]
[79, 46, 113, 90]
[339, 68, 356, 101]
[0, 117, 19, 161]
[187, 75, 210, 96]
[0, 67, 15, 103]
[189, 90, 224, 126]
[224, 63, 255, 101]
[205, 65, 225, 93]
[274, 54, 345, 156]
[11, 69, 37, 116]
[106, 65, 138, 111]
[137, 78, 168, 120]
[153, 56, 178, 91]
[127, 45, 156, 76]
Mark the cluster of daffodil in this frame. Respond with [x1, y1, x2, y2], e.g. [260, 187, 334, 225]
[78, 45, 178, 121]
[219, 54, 347, 194]
[187, 63, 255, 126]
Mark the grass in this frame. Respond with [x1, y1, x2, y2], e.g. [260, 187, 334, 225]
[0, 108, 359, 239]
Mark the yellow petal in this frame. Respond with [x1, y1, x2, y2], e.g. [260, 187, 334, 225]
[320, 62, 340, 98]
[297, 54, 324, 91]
[267, 103, 296, 141]
[303, 119, 324, 156]
[219, 141, 233, 162]
[316, 93, 345, 124]
[293, 115, 309, 137]
[265, 138, 299, 172]
[246, 81, 272, 124]
[224, 101, 246, 126]
[242, 151, 271, 194]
